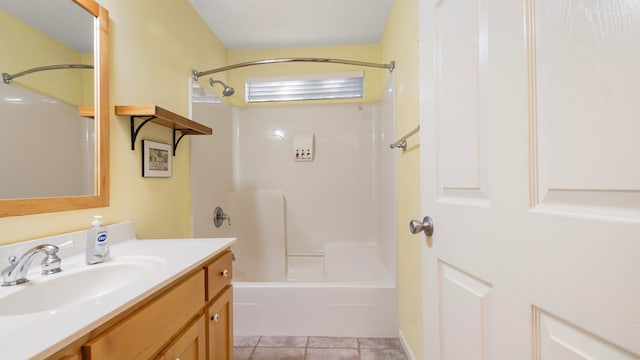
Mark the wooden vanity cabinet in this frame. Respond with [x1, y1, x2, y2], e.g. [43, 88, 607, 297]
[47, 249, 233, 360]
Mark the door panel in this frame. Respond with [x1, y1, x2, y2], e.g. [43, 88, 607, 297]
[535, 309, 638, 360]
[436, 0, 490, 204]
[440, 261, 492, 360]
[530, 0, 640, 217]
[419, 0, 640, 358]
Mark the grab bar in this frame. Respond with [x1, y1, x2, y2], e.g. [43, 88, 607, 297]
[389, 125, 420, 151]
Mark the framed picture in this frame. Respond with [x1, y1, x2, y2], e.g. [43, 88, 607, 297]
[142, 140, 171, 177]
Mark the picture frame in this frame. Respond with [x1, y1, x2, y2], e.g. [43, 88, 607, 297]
[142, 140, 171, 178]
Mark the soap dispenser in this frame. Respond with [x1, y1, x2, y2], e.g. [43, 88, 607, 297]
[86, 215, 110, 264]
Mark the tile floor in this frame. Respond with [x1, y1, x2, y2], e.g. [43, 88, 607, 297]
[234, 336, 408, 360]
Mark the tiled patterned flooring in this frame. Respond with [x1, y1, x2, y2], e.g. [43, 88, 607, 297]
[234, 336, 408, 360]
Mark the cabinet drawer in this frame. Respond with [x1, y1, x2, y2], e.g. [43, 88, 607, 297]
[206, 250, 232, 300]
[83, 270, 205, 360]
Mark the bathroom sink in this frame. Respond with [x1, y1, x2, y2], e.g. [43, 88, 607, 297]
[0, 255, 165, 316]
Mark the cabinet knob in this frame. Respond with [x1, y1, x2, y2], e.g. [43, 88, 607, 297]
[221, 269, 229, 277]
[212, 314, 220, 322]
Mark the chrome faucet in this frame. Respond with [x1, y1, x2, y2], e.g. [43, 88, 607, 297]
[1, 244, 62, 286]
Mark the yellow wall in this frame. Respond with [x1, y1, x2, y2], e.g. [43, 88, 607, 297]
[0, 10, 90, 106]
[227, 44, 384, 106]
[0, 0, 227, 244]
[381, 0, 424, 358]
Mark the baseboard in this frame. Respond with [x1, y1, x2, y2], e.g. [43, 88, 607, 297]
[398, 328, 417, 360]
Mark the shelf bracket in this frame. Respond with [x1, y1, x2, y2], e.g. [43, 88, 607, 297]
[130, 116, 157, 150]
[173, 129, 189, 156]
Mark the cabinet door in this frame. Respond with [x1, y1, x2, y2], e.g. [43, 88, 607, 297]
[83, 271, 205, 359]
[160, 315, 206, 360]
[206, 286, 233, 360]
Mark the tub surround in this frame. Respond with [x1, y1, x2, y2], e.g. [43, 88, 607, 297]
[193, 100, 399, 338]
[0, 221, 235, 359]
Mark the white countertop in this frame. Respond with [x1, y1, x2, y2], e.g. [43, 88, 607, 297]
[0, 222, 235, 359]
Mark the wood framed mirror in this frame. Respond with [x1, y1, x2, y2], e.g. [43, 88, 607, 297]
[0, 0, 109, 217]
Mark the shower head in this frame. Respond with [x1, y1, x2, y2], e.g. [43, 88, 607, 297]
[209, 79, 235, 97]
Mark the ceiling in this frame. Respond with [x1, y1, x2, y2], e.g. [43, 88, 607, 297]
[188, 0, 394, 51]
[0, 0, 93, 53]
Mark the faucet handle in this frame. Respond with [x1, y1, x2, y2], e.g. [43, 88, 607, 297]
[57, 240, 75, 249]
[40, 244, 62, 275]
[213, 207, 231, 227]
[41, 253, 62, 275]
[7, 256, 17, 265]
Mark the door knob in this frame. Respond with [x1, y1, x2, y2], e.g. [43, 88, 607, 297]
[409, 216, 434, 236]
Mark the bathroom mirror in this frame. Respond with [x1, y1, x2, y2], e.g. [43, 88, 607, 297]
[0, 0, 109, 217]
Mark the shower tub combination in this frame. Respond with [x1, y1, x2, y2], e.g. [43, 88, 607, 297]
[226, 191, 398, 338]
[191, 85, 399, 338]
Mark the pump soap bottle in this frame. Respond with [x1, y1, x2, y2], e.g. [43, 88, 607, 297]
[86, 215, 110, 264]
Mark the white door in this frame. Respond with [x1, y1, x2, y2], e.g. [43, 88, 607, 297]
[418, 0, 640, 358]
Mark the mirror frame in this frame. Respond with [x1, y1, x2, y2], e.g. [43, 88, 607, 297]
[0, 0, 109, 217]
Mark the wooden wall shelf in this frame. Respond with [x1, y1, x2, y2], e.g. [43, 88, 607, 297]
[79, 106, 95, 118]
[115, 105, 212, 155]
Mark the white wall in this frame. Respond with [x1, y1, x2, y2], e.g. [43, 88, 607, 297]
[190, 98, 233, 237]
[232, 103, 379, 254]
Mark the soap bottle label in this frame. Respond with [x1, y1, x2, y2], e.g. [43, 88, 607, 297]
[95, 231, 109, 257]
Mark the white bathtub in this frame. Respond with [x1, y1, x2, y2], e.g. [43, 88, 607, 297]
[233, 243, 398, 337]
[233, 277, 397, 338]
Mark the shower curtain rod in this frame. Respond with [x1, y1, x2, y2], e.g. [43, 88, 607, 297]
[192, 58, 395, 80]
[2, 64, 94, 84]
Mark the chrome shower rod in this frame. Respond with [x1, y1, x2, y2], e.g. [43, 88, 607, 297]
[2, 64, 94, 84]
[192, 58, 395, 80]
